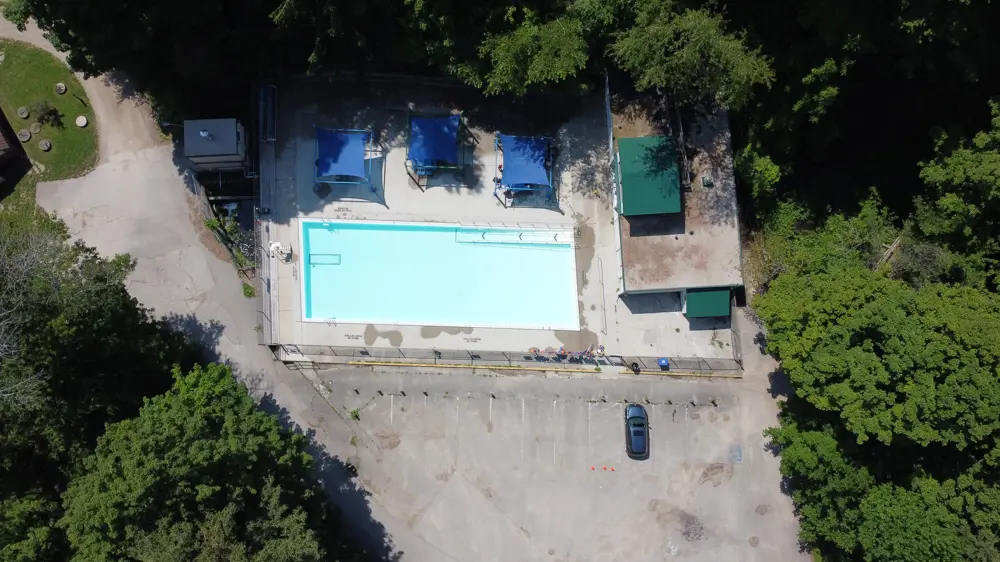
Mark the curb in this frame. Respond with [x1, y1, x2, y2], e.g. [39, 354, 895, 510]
[343, 360, 742, 379]
[629, 370, 742, 379]
[347, 360, 602, 374]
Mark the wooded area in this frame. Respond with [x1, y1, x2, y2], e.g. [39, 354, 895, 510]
[4, 0, 1000, 560]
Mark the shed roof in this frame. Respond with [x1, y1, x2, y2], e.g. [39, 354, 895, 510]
[184, 118, 240, 157]
[617, 136, 681, 215]
[684, 288, 731, 318]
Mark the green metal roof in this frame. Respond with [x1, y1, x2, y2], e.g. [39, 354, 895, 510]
[617, 136, 681, 216]
[685, 288, 731, 318]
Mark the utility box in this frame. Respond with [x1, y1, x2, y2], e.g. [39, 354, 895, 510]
[184, 118, 246, 171]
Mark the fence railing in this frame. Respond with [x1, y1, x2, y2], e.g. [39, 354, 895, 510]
[729, 296, 743, 369]
[256, 84, 278, 345]
[279, 345, 741, 375]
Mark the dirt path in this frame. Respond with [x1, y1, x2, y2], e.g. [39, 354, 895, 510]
[0, 17, 162, 162]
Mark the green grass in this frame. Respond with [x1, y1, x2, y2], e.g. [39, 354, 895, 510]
[0, 39, 98, 207]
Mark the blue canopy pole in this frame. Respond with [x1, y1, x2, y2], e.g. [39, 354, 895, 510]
[367, 130, 375, 193]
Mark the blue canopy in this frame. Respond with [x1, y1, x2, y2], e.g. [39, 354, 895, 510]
[316, 128, 369, 181]
[409, 115, 460, 165]
[499, 134, 550, 188]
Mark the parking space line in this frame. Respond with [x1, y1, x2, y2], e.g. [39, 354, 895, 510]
[619, 402, 624, 465]
[650, 404, 655, 472]
[587, 403, 592, 456]
[552, 400, 557, 465]
[390, 394, 393, 426]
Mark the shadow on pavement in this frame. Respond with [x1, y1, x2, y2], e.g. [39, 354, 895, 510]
[767, 368, 793, 400]
[259, 394, 403, 562]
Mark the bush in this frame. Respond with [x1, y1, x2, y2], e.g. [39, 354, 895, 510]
[242, 282, 255, 298]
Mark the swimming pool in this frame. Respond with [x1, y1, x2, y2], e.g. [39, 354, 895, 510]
[301, 220, 580, 330]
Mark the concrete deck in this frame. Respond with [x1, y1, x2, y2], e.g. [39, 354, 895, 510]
[264, 80, 735, 360]
[616, 108, 742, 292]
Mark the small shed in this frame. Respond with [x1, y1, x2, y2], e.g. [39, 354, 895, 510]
[616, 136, 681, 216]
[184, 118, 246, 171]
[683, 287, 732, 318]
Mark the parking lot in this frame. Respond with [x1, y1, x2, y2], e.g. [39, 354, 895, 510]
[315, 369, 805, 561]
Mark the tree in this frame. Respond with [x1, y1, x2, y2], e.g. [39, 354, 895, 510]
[915, 100, 1000, 289]
[766, 418, 874, 553]
[0, 209, 201, 562]
[858, 484, 976, 562]
[756, 232, 1000, 559]
[478, 13, 589, 96]
[60, 364, 348, 562]
[716, 0, 1000, 217]
[759, 267, 1000, 449]
[0, 228, 56, 413]
[3, 0, 307, 117]
[611, 3, 773, 109]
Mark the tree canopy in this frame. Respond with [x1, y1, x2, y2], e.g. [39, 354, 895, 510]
[61, 363, 344, 562]
[4, 0, 773, 114]
[0, 208, 365, 561]
[0, 208, 200, 561]
[7, 0, 1000, 559]
[754, 195, 1000, 559]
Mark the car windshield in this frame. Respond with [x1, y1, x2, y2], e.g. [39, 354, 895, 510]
[628, 417, 645, 427]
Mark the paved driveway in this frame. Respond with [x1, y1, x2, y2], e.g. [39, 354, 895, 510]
[312, 369, 805, 562]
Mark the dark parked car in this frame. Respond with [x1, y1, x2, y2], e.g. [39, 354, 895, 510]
[624, 403, 649, 460]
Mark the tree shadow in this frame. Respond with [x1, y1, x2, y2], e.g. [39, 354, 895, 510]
[159, 312, 227, 366]
[258, 394, 402, 561]
[767, 368, 793, 400]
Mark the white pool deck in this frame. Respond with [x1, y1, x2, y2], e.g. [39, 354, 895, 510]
[263, 83, 736, 360]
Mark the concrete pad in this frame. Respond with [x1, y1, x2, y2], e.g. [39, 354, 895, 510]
[262, 80, 737, 361]
[316, 369, 806, 562]
[617, 109, 742, 292]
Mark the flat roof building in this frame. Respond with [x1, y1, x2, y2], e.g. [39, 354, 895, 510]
[183, 118, 246, 171]
[613, 113, 743, 318]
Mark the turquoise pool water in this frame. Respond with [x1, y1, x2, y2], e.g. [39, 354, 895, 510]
[301, 220, 580, 330]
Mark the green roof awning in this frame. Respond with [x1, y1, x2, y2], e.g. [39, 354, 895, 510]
[685, 288, 731, 318]
[617, 136, 681, 216]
